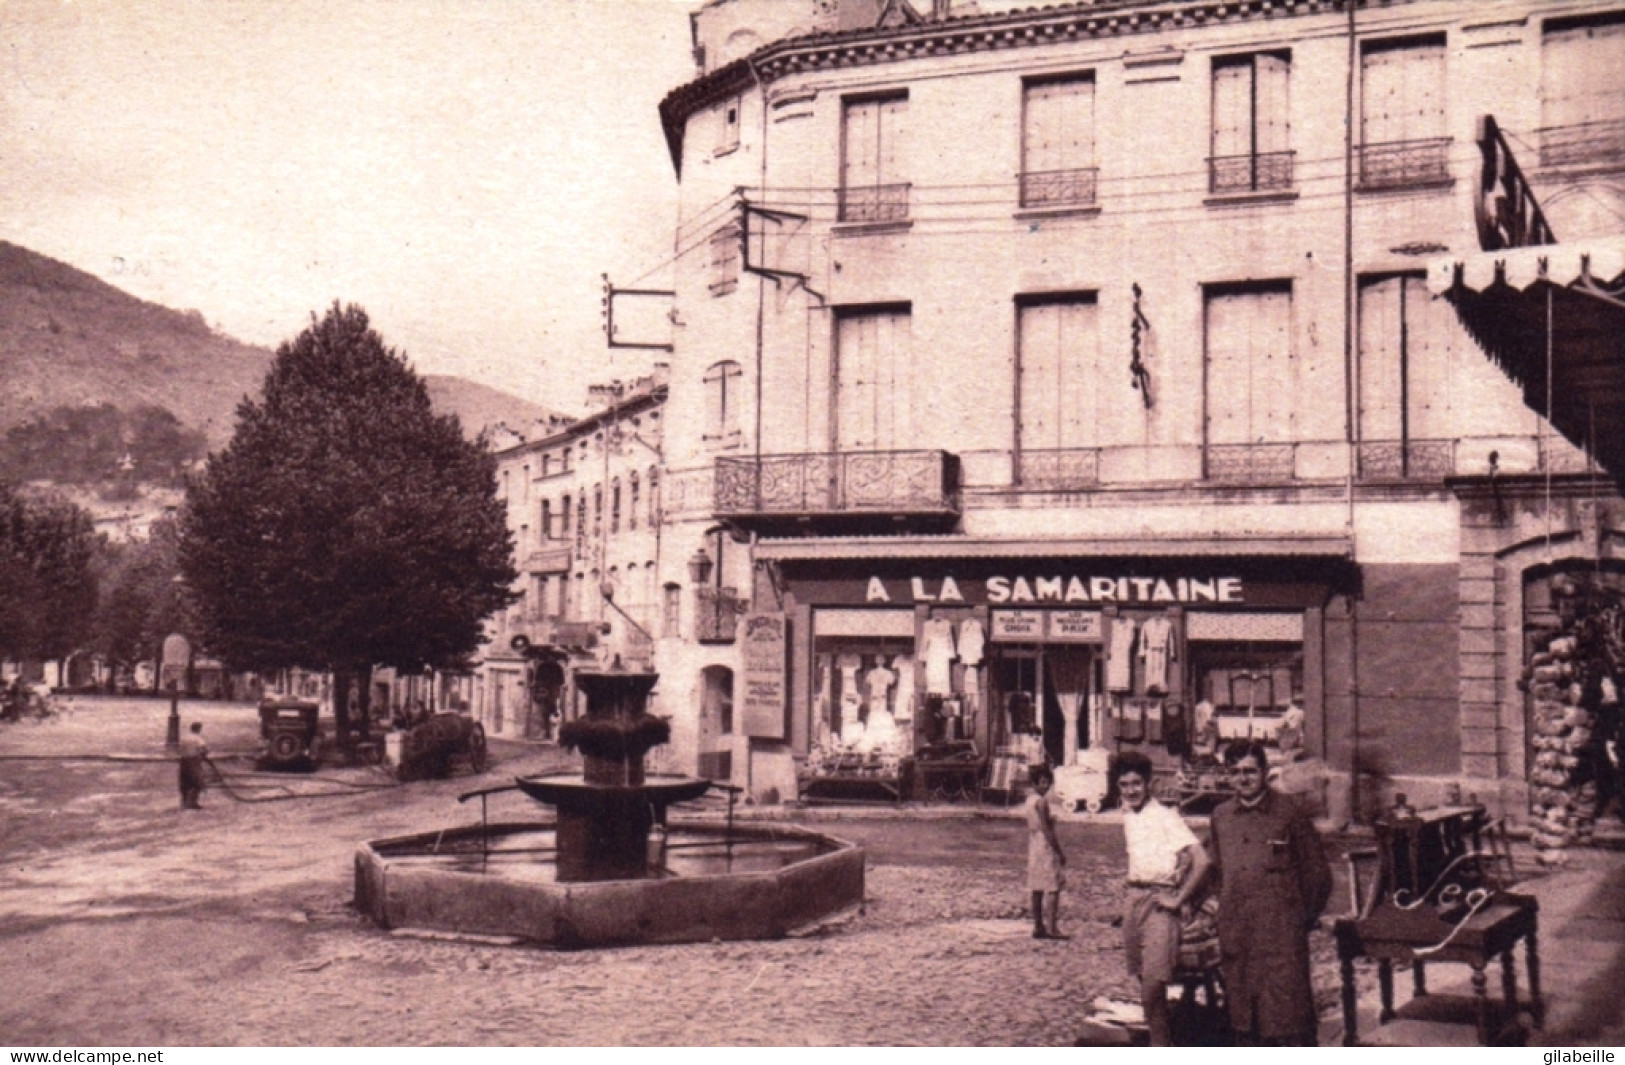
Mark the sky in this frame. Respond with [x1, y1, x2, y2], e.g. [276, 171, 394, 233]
[0, 0, 697, 415]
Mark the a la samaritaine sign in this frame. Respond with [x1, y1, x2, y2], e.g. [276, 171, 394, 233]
[863, 575, 1245, 605]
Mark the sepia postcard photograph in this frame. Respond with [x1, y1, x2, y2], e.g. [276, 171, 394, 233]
[2, 0, 1625, 1049]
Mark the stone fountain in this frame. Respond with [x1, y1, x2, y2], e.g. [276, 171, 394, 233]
[354, 662, 865, 948]
[512, 663, 710, 881]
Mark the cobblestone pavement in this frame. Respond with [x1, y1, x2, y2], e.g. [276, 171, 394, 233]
[2, 697, 1365, 1045]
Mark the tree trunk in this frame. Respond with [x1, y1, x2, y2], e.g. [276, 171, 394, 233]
[332, 665, 355, 757]
[355, 665, 373, 744]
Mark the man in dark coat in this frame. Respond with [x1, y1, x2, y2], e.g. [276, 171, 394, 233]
[1209, 740, 1332, 1045]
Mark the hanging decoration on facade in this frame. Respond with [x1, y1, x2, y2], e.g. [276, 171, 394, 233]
[1473, 114, 1556, 252]
[1130, 282, 1154, 409]
[600, 273, 675, 351]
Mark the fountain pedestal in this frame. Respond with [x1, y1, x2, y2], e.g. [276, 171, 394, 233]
[516, 665, 708, 882]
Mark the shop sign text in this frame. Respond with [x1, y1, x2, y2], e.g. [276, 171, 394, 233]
[865, 575, 1244, 605]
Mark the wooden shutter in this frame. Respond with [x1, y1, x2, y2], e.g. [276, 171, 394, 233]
[1255, 53, 1291, 156]
[843, 99, 880, 189]
[1212, 59, 1253, 159]
[1543, 17, 1625, 131]
[1358, 276, 1405, 443]
[1207, 287, 1292, 445]
[1363, 40, 1444, 145]
[1024, 78, 1094, 175]
[837, 309, 912, 450]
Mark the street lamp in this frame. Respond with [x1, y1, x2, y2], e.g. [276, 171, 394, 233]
[687, 547, 714, 587]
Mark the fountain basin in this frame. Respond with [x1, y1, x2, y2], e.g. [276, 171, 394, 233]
[354, 820, 865, 948]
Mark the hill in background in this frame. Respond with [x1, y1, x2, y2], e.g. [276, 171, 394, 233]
[0, 241, 561, 459]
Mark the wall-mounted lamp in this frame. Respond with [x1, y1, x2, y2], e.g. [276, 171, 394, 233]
[687, 547, 715, 587]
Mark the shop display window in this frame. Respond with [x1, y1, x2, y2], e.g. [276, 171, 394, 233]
[1188, 641, 1303, 746]
[812, 638, 915, 761]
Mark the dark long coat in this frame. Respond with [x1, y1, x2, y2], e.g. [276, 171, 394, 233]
[1209, 788, 1333, 1042]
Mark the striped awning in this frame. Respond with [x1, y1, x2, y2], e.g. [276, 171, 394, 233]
[1429, 239, 1625, 485]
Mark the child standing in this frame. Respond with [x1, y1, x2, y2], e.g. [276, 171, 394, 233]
[1026, 765, 1067, 939]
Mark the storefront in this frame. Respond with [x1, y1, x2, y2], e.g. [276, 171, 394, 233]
[761, 539, 1355, 800]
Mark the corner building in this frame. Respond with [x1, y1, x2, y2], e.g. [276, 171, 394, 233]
[652, 0, 1625, 826]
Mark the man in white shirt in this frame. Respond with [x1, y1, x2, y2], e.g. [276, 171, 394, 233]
[1113, 749, 1210, 1047]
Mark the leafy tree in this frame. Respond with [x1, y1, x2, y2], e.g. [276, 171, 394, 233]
[179, 303, 518, 750]
[0, 485, 100, 664]
[92, 517, 193, 686]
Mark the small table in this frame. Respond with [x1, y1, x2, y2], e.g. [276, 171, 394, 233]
[1333, 892, 1542, 1046]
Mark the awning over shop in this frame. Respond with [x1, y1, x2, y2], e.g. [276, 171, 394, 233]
[1429, 239, 1625, 481]
[752, 534, 1353, 562]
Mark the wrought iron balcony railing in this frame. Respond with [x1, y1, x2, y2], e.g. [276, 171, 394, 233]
[1018, 448, 1102, 489]
[1356, 138, 1451, 191]
[1355, 439, 1455, 481]
[695, 586, 748, 644]
[1208, 150, 1295, 194]
[1539, 119, 1625, 171]
[1019, 167, 1099, 209]
[714, 449, 960, 519]
[1204, 443, 1297, 483]
[838, 182, 911, 223]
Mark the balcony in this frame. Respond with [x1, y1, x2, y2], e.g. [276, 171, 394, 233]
[837, 182, 911, 224]
[714, 449, 961, 534]
[695, 586, 748, 644]
[1019, 167, 1099, 210]
[1356, 138, 1452, 191]
[1539, 119, 1625, 172]
[1208, 150, 1295, 195]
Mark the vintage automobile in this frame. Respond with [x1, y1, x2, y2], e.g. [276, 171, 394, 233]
[257, 698, 325, 770]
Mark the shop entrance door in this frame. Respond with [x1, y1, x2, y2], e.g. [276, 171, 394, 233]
[992, 650, 1042, 756]
[1045, 649, 1093, 767]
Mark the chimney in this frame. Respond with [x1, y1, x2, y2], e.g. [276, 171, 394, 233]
[932, 0, 950, 18]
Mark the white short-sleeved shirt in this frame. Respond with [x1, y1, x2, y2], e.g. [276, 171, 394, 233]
[1123, 798, 1200, 886]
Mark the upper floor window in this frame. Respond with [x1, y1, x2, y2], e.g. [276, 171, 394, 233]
[541, 454, 552, 478]
[1359, 36, 1448, 190]
[840, 94, 909, 223]
[1541, 12, 1625, 170]
[717, 94, 742, 155]
[1021, 75, 1097, 209]
[541, 499, 553, 540]
[560, 494, 571, 537]
[662, 583, 682, 638]
[1210, 53, 1293, 194]
[629, 473, 640, 532]
[835, 306, 914, 452]
[611, 478, 622, 534]
[1203, 282, 1295, 467]
[648, 467, 661, 526]
[1015, 294, 1102, 476]
[710, 223, 742, 295]
[703, 360, 745, 446]
[593, 484, 603, 537]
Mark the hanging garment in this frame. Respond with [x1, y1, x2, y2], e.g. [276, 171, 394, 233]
[1107, 619, 1138, 692]
[1119, 699, 1145, 743]
[1140, 615, 1176, 695]
[892, 656, 916, 721]
[1163, 702, 1189, 757]
[836, 652, 863, 738]
[957, 617, 987, 667]
[922, 618, 958, 695]
[1146, 700, 1164, 743]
